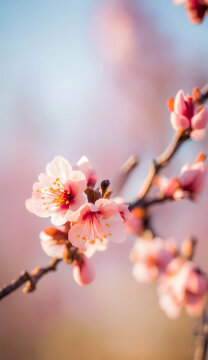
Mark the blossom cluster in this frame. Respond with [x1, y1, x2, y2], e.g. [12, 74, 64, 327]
[130, 235, 207, 318]
[26, 87, 208, 319]
[127, 88, 208, 318]
[26, 156, 129, 286]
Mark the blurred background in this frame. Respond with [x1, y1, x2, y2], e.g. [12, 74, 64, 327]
[1, 0, 208, 359]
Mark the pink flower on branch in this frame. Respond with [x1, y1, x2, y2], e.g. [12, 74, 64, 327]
[169, 89, 208, 132]
[174, 0, 208, 24]
[130, 237, 178, 283]
[156, 153, 207, 200]
[179, 153, 207, 198]
[68, 198, 129, 251]
[26, 156, 87, 226]
[158, 258, 207, 318]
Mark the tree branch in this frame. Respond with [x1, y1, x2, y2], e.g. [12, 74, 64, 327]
[0, 258, 62, 301]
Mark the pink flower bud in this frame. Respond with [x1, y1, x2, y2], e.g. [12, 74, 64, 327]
[170, 90, 208, 132]
[73, 255, 95, 286]
[179, 157, 207, 197]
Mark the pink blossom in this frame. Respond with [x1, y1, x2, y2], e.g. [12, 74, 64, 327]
[174, 0, 208, 24]
[130, 238, 177, 283]
[156, 175, 181, 199]
[76, 156, 97, 188]
[179, 156, 207, 197]
[40, 226, 68, 258]
[68, 198, 129, 251]
[156, 155, 207, 200]
[158, 258, 207, 318]
[73, 255, 95, 286]
[125, 208, 144, 236]
[170, 90, 208, 132]
[26, 156, 87, 226]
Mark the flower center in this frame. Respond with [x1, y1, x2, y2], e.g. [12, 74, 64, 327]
[37, 178, 73, 210]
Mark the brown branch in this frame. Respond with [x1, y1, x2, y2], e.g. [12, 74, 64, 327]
[114, 155, 138, 195]
[0, 258, 62, 301]
[194, 300, 208, 360]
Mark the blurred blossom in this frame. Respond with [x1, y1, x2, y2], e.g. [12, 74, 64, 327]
[158, 257, 207, 318]
[156, 153, 208, 200]
[130, 237, 178, 283]
[125, 207, 145, 236]
[174, 0, 208, 24]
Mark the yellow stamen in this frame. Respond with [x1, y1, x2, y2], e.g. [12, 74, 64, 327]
[108, 233, 112, 236]
[105, 223, 110, 228]
[76, 234, 80, 238]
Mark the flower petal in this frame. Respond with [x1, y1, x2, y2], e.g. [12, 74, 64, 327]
[174, 90, 187, 115]
[46, 156, 72, 183]
[68, 223, 88, 251]
[170, 112, 189, 131]
[100, 214, 126, 243]
[191, 107, 208, 130]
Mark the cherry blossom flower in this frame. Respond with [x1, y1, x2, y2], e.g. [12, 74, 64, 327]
[26, 156, 87, 226]
[76, 156, 97, 188]
[73, 255, 95, 286]
[68, 198, 129, 251]
[158, 258, 207, 318]
[169, 90, 208, 132]
[130, 237, 177, 283]
[179, 154, 207, 198]
[156, 154, 207, 200]
[174, 0, 208, 24]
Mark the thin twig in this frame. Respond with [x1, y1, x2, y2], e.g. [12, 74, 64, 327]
[0, 258, 62, 301]
[114, 155, 138, 195]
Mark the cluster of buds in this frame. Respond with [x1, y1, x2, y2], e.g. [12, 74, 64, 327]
[26, 156, 129, 286]
[168, 89, 208, 137]
[131, 235, 207, 318]
[174, 0, 208, 24]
